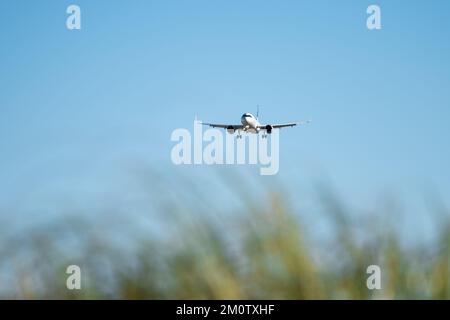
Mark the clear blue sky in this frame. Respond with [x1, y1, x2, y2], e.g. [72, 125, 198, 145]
[1, 1, 450, 240]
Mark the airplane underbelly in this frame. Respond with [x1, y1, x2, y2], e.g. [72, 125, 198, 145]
[247, 119, 257, 127]
[241, 117, 259, 132]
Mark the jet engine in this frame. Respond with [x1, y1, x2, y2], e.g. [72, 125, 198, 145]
[265, 125, 273, 134]
[227, 125, 235, 134]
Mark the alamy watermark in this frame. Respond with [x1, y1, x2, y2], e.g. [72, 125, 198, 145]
[66, 5, 81, 30]
[66, 265, 81, 290]
[366, 265, 382, 290]
[171, 119, 280, 175]
[367, 5, 382, 30]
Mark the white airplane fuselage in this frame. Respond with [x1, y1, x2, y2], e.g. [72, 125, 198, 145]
[241, 113, 261, 133]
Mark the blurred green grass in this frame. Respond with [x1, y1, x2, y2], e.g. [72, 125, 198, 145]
[0, 177, 449, 299]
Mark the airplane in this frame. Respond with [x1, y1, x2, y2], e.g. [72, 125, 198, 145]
[200, 107, 310, 138]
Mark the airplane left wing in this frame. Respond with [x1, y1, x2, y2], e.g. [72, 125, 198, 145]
[258, 120, 311, 129]
[271, 123, 298, 128]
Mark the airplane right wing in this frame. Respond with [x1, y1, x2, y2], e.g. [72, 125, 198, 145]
[200, 122, 244, 130]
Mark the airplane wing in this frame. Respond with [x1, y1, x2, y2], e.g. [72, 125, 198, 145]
[200, 122, 244, 129]
[270, 123, 298, 129]
[258, 120, 311, 129]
